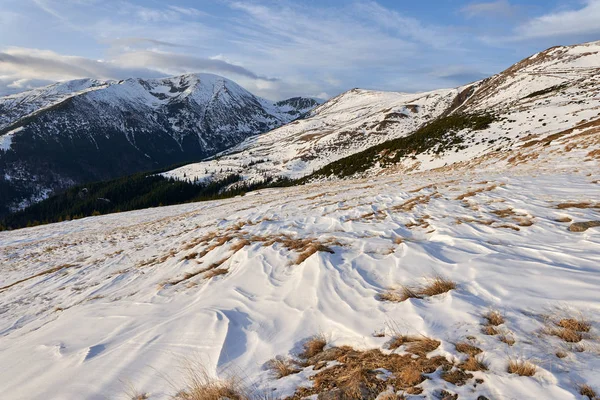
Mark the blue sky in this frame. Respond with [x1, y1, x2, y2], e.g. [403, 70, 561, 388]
[1, 0, 600, 100]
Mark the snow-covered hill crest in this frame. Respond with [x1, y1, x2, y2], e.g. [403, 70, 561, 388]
[163, 40, 600, 184]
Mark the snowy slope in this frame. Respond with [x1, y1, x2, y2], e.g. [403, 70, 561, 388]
[0, 74, 319, 213]
[0, 135, 599, 399]
[163, 41, 600, 185]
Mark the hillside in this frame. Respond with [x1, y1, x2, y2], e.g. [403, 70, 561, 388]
[0, 136, 598, 399]
[162, 40, 600, 184]
[0, 74, 319, 214]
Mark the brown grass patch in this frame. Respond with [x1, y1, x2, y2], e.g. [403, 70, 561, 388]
[379, 276, 456, 303]
[507, 359, 536, 376]
[484, 310, 504, 326]
[556, 202, 600, 209]
[174, 365, 248, 400]
[555, 350, 568, 359]
[455, 342, 482, 357]
[0, 263, 79, 292]
[267, 357, 300, 378]
[549, 327, 583, 343]
[499, 333, 515, 346]
[455, 184, 498, 200]
[579, 384, 598, 400]
[557, 318, 591, 332]
[441, 369, 474, 386]
[204, 268, 229, 279]
[555, 216, 572, 223]
[299, 335, 327, 359]
[459, 356, 488, 372]
[491, 208, 516, 218]
[289, 345, 451, 399]
[418, 276, 457, 297]
[482, 325, 499, 336]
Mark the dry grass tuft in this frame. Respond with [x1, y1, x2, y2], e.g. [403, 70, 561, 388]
[459, 356, 488, 372]
[204, 268, 229, 279]
[549, 327, 583, 343]
[388, 335, 422, 350]
[558, 318, 591, 332]
[555, 350, 568, 359]
[579, 384, 598, 400]
[174, 367, 248, 400]
[484, 310, 505, 326]
[499, 333, 516, 346]
[482, 325, 499, 336]
[290, 344, 450, 399]
[455, 342, 482, 357]
[419, 276, 457, 297]
[555, 216, 573, 223]
[300, 335, 327, 359]
[507, 359, 536, 376]
[379, 276, 456, 302]
[441, 368, 474, 386]
[267, 357, 300, 378]
[405, 337, 441, 356]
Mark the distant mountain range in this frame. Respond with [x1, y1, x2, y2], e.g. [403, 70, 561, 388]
[0, 73, 319, 214]
[162, 40, 600, 185]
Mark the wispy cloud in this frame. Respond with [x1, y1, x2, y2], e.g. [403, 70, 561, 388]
[461, 0, 519, 18]
[513, 0, 600, 39]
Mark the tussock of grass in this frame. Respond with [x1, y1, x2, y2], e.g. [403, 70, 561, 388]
[484, 310, 504, 326]
[556, 350, 568, 359]
[459, 356, 488, 372]
[499, 333, 515, 346]
[441, 369, 474, 386]
[482, 325, 499, 336]
[291, 344, 451, 398]
[507, 359, 536, 376]
[174, 367, 248, 400]
[378, 276, 456, 302]
[299, 335, 327, 359]
[418, 276, 457, 297]
[549, 327, 583, 343]
[267, 357, 300, 378]
[455, 342, 482, 357]
[558, 318, 591, 332]
[579, 384, 598, 400]
[204, 268, 229, 279]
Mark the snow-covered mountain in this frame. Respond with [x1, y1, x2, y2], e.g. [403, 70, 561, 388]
[0, 74, 319, 213]
[0, 41, 599, 400]
[163, 40, 600, 184]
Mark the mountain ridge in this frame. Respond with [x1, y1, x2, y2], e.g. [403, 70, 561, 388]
[0, 73, 320, 213]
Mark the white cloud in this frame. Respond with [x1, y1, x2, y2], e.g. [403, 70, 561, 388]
[462, 1, 518, 18]
[513, 0, 600, 39]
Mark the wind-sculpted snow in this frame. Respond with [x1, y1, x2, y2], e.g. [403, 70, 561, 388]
[0, 140, 599, 398]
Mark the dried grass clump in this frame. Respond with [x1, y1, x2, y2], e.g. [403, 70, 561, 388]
[549, 327, 583, 343]
[579, 384, 598, 400]
[455, 342, 482, 357]
[204, 268, 229, 279]
[499, 333, 516, 346]
[555, 350, 568, 359]
[291, 344, 451, 399]
[300, 335, 327, 359]
[459, 356, 488, 372]
[558, 318, 591, 332]
[418, 276, 457, 297]
[507, 359, 536, 376]
[378, 276, 456, 303]
[405, 337, 441, 356]
[267, 357, 300, 378]
[175, 367, 248, 400]
[484, 310, 505, 326]
[441, 369, 474, 386]
[482, 325, 499, 336]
